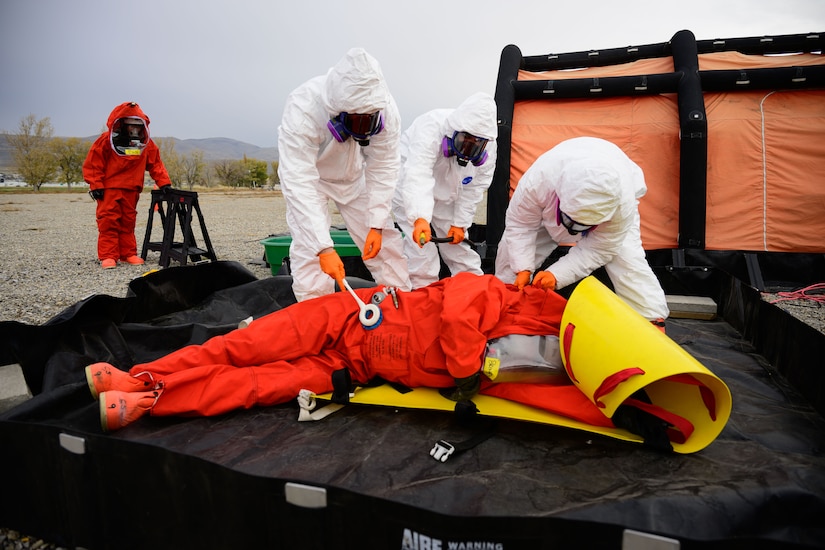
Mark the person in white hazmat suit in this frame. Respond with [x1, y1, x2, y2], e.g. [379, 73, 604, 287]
[277, 48, 411, 301]
[392, 92, 498, 288]
[495, 137, 669, 325]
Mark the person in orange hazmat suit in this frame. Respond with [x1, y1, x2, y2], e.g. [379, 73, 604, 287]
[83, 101, 172, 269]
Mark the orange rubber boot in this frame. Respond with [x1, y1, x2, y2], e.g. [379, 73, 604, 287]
[123, 255, 145, 265]
[86, 362, 156, 400]
[99, 390, 159, 432]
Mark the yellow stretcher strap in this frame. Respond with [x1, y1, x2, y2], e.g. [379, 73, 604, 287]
[623, 397, 694, 444]
[592, 367, 645, 408]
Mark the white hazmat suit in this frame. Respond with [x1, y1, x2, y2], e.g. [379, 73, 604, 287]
[495, 137, 669, 321]
[392, 92, 498, 288]
[277, 48, 411, 301]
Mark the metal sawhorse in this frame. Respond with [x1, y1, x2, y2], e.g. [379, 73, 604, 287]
[141, 188, 217, 268]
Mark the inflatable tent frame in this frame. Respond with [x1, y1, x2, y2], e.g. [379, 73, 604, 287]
[485, 29, 825, 292]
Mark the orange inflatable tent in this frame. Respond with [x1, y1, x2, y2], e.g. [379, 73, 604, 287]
[487, 30, 825, 289]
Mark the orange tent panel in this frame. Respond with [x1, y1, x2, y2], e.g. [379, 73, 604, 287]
[509, 52, 825, 253]
[511, 95, 681, 250]
[704, 89, 825, 251]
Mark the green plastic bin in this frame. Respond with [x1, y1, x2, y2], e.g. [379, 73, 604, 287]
[261, 230, 361, 276]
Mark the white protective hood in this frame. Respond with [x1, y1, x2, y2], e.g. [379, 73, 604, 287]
[323, 47, 390, 115]
[555, 144, 628, 226]
[445, 92, 498, 140]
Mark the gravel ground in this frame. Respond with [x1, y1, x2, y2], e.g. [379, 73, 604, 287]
[763, 286, 825, 334]
[0, 189, 292, 325]
[0, 189, 822, 548]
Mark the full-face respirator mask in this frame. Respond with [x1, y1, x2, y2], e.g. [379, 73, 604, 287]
[442, 131, 489, 167]
[327, 112, 384, 146]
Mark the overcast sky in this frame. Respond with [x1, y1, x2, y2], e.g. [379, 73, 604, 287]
[2, 0, 823, 148]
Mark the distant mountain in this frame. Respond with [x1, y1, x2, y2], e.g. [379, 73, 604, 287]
[0, 134, 278, 172]
[162, 137, 279, 162]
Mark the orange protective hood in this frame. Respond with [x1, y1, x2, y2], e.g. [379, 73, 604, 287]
[106, 101, 151, 130]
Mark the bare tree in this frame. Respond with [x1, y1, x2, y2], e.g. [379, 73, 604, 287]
[7, 114, 56, 191]
[182, 150, 205, 190]
[51, 137, 90, 189]
[156, 138, 184, 186]
[202, 162, 215, 188]
[213, 158, 246, 187]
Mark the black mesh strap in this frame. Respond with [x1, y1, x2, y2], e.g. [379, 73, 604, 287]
[330, 369, 353, 404]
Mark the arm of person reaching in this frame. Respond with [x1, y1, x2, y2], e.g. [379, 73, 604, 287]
[438, 274, 511, 384]
[501, 175, 544, 277]
[82, 138, 106, 196]
[277, 104, 336, 256]
[397, 114, 440, 238]
[544, 217, 629, 289]
[360, 97, 402, 236]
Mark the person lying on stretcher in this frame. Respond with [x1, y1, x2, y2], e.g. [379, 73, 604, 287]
[84, 272, 673, 450]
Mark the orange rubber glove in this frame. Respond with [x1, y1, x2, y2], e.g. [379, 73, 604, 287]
[514, 270, 531, 290]
[362, 228, 382, 261]
[413, 218, 431, 248]
[447, 225, 464, 244]
[318, 250, 345, 287]
[532, 270, 557, 290]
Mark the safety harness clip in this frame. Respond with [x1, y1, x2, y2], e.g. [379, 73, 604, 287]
[429, 440, 455, 462]
[297, 389, 344, 422]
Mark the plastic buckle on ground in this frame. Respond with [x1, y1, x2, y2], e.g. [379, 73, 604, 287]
[430, 440, 455, 462]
